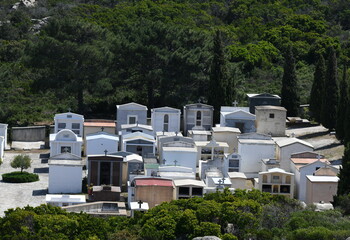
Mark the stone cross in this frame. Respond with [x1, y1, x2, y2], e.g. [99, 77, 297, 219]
[222, 177, 225, 184]
[174, 159, 178, 166]
[62, 147, 70, 153]
[104, 149, 108, 156]
[198, 98, 201, 103]
[218, 179, 222, 187]
[232, 100, 238, 107]
[138, 200, 143, 209]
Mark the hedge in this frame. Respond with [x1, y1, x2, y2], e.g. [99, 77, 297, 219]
[2, 171, 39, 183]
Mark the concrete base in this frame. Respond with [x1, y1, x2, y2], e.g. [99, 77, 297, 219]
[11, 141, 46, 150]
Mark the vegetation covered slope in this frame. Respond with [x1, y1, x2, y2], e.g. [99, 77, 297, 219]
[0, 0, 350, 125]
[1, 189, 350, 240]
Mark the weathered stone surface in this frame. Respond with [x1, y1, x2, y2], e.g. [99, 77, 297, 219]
[192, 236, 221, 240]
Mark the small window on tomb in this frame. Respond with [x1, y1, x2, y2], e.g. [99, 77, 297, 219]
[192, 187, 203, 196]
[72, 123, 80, 135]
[272, 175, 280, 183]
[67, 115, 72, 118]
[163, 114, 169, 132]
[58, 123, 66, 129]
[179, 187, 190, 195]
[196, 111, 202, 126]
[61, 146, 71, 153]
[136, 146, 142, 155]
[269, 113, 275, 118]
[128, 116, 137, 124]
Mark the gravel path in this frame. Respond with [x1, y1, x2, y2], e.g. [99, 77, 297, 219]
[0, 150, 49, 217]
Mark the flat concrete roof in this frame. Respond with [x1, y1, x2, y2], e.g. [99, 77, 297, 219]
[306, 175, 339, 182]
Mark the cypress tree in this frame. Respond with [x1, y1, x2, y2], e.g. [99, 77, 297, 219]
[281, 47, 300, 117]
[344, 76, 350, 144]
[336, 65, 349, 141]
[208, 30, 228, 123]
[321, 47, 339, 130]
[309, 54, 326, 123]
[337, 143, 350, 196]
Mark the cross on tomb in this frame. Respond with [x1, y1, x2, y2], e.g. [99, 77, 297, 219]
[62, 147, 70, 153]
[174, 159, 178, 166]
[218, 179, 222, 187]
[101, 127, 104, 132]
[138, 200, 143, 209]
[198, 98, 201, 103]
[222, 177, 225, 184]
[232, 100, 238, 107]
[67, 108, 71, 112]
[104, 149, 108, 156]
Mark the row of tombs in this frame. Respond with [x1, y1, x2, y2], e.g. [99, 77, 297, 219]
[41, 103, 339, 214]
[0, 97, 339, 215]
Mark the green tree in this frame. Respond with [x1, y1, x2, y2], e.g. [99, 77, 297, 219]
[208, 30, 229, 123]
[28, 17, 115, 114]
[309, 54, 326, 123]
[281, 46, 300, 117]
[336, 65, 349, 141]
[321, 47, 339, 130]
[337, 143, 350, 196]
[11, 154, 31, 173]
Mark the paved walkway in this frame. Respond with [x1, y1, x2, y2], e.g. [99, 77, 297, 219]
[0, 150, 49, 217]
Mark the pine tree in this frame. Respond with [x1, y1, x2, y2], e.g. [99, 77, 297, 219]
[337, 143, 350, 195]
[321, 47, 339, 130]
[309, 54, 326, 123]
[281, 47, 300, 117]
[336, 65, 348, 141]
[208, 30, 229, 123]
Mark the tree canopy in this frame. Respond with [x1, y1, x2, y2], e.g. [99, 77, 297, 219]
[10, 154, 31, 173]
[2, 190, 350, 239]
[0, 0, 349, 125]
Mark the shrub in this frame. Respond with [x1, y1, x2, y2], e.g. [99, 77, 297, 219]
[2, 171, 39, 183]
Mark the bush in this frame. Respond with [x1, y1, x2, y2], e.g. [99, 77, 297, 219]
[2, 171, 39, 183]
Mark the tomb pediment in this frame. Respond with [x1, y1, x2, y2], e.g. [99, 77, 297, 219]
[55, 129, 78, 141]
[152, 106, 180, 113]
[224, 110, 255, 120]
[54, 112, 84, 120]
[50, 152, 82, 160]
[117, 102, 147, 111]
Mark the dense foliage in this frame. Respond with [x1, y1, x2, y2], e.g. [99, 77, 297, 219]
[2, 190, 350, 239]
[2, 171, 39, 183]
[0, 0, 349, 125]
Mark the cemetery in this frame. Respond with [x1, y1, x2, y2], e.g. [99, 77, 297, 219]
[0, 97, 344, 218]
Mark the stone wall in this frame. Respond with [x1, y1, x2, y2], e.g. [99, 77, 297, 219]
[12, 126, 46, 142]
